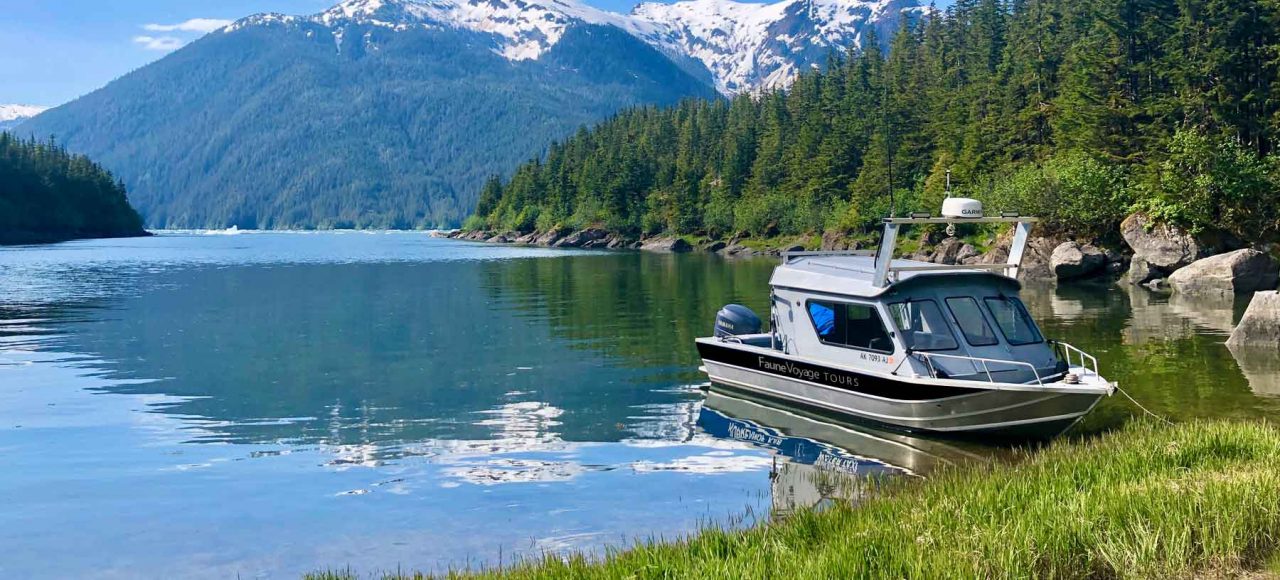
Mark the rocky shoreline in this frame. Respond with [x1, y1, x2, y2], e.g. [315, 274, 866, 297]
[442, 211, 1280, 292]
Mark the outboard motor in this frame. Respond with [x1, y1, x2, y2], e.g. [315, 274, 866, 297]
[714, 304, 763, 338]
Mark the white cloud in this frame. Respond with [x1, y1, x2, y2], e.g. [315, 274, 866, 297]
[132, 35, 185, 51]
[142, 18, 233, 33]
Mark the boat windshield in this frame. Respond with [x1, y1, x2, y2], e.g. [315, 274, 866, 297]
[888, 300, 958, 351]
[945, 297, 999, 347]
[984, 296, 1044, 345]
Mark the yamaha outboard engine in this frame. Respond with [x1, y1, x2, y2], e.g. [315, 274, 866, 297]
[714, 304, 763, 338]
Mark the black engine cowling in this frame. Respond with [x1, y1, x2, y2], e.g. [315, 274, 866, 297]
[714, 304, 763, 338]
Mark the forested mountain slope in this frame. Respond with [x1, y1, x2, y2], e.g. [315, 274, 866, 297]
[0, 134, 146, 244]
[20, 13, 718, 229]
[472, 0, 1280, 246]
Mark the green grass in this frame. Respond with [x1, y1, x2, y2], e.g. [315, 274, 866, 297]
[310, 420, 1280, 579]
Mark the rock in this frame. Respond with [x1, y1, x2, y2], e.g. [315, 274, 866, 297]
[533, 229, 567, 246]
[1144, 278, 1170, 292]
[1050, 241, 1107, 281]
[783, 244, 806, 253]
[605, 235, 633, 249]
[1168, 249, 1280, 296]
[956, 244, 980, 264]
[512, 232, 539, 244]
[1127, 257, 1162, 286]
[1120, 213, 1204, 272]
[821, 230, 856, 251]
[1227, 291, 1280, 348]
[974, 232, 1054, 281]
[486, 234, 510, 244]
[914, 237, 966, 265]
[640, 236, 692, 252]
[554, 228, 608, 248]
[1018, 237, 1058, 281]
[720, 244, 758, 257]
[703, 240, 727, 253]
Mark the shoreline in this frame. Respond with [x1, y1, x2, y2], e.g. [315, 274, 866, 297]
[0, 229, 152, 247]
[310, 420, 1280, 579]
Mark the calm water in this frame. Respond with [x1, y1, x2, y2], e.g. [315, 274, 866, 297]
[1, 232, 1277, 578]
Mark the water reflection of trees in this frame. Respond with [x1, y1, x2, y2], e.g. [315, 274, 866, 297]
[8, 254, 778, 454]
[478, 252, 776, 371]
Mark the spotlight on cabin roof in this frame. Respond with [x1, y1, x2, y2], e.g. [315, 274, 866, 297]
[941, 197, 984, 219]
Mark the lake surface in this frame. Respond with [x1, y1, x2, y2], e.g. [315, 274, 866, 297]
[2, 232, 1278, 578]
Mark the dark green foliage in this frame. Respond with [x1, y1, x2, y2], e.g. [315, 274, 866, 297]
[0, 133, 145, 244]
[19, 21, 718, 229]
[474, 0, 1280, 244]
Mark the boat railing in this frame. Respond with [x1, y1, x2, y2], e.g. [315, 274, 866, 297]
[1049, 340, 1100, 377]
[902, 351, 1051, 386]
[897, 342, 1101, 387]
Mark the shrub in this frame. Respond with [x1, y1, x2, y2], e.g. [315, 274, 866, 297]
[990, 151, 1134, 240]
[1138, 129, 1280, 239]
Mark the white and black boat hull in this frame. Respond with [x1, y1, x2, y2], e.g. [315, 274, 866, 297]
[697, 341, 1112, 441]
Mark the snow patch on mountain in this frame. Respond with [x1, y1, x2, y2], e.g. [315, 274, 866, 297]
[226, 0, 919, 93]
[0, 104, 49, 130]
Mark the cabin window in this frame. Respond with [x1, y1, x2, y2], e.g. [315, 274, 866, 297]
[984, 297, 1044, 346]
[945, 297, 999, 347]
[806, 300, 894, 353]
[888, 300, 958, 351]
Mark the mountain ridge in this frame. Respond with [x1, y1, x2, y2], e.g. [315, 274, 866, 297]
[221, 0, 920, 94]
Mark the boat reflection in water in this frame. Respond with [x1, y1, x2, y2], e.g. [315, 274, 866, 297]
[697, 388, 1008, 516]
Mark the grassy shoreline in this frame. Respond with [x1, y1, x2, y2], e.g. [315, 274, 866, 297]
[312, 420, 1280, 579]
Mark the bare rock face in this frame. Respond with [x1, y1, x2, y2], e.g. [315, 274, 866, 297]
[1050, 241, 1107, 281]
[486, 234, 511, 244]
[1168, 249, 1280, 296]
[513, 232, 540, 244]
[1228, 291, 1280, 348]
[640, 236, 692, 252]
[956, 244, 981, 264]
[1120, 213, 1203, 272]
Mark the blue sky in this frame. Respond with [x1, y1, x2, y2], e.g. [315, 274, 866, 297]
[2, 0, 942, 106]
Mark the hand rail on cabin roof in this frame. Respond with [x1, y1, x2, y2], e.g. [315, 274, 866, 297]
[883, 216, 1040, 225]
[780, 249, 878, 262]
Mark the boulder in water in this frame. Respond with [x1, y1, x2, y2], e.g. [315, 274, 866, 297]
[1168, 249, 1279, 296]
[1051, 241, 1106, 281]
[1127, 256, 1163, 286]
[1228, 291, 1280, 348]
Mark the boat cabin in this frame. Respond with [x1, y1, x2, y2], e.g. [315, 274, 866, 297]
[763, 206, 1074, 385]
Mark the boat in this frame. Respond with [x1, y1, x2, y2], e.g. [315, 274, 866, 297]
[696, 198, 1116, 440]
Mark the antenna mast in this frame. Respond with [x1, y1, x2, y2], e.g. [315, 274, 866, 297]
[885, 84, 895, 219]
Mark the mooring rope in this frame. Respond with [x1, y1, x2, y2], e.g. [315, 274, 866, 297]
[1115, 384, 1175, 426]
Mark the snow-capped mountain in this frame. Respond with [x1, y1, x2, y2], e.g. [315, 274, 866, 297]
[0, 104, 48, 130]
[226, 0, 921, 94]
[634, 0, 922, 93]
